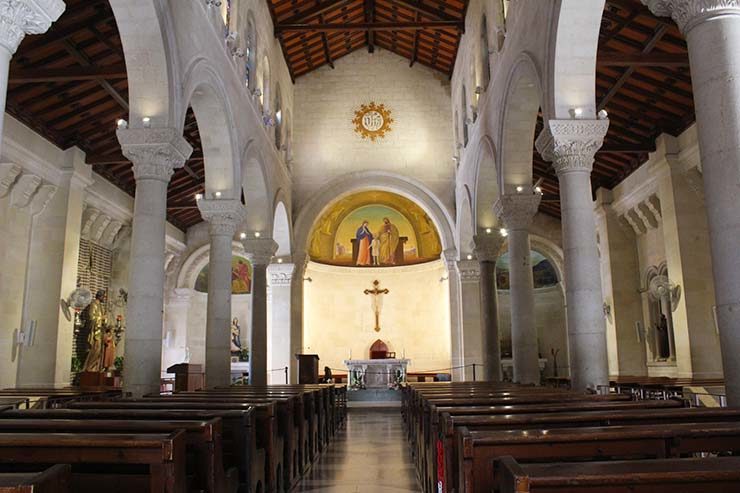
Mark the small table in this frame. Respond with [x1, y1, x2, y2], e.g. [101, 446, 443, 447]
[344, 358, 410, 389]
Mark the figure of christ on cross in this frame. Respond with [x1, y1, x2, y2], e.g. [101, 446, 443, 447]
[364, 279, 389, 332]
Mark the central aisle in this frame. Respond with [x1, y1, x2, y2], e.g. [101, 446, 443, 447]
[294, 408, 421, 492]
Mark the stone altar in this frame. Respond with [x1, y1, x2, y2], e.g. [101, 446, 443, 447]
[344, 358, 410, 389]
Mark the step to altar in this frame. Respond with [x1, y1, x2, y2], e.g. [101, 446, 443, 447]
[347, 388, 402, 408]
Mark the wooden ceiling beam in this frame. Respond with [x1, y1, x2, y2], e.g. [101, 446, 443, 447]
[597, 51, 689, 67]
[383, 0, 462, 23]
[275, 20, 463, 33]
[8, 63, 127, 84]
[62, 39, 129, 111]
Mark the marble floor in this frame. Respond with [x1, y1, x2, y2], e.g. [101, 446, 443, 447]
[293, 408, 421, 492]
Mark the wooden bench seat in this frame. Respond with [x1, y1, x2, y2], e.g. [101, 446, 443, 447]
[458, 421, 740, 493]
[494, 455, 740, 493]
[1, 408, 261, 493]
[0, 464, 71, 493]
[0, 432, 186, 493]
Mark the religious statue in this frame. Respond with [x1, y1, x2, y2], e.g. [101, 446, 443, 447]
[355, 220, 373, 266]
[377, 217, 399, 265]
[82, 290, 109, 372]
[364, 280, 389, 332]
[231, 317, 242, 354]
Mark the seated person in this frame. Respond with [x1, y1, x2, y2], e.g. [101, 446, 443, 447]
[321, 366, 333, 383]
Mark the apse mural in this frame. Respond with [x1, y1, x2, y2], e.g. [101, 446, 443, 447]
[308, 191, 443, 267]
[195, 255, 252, 294]
[495, 251, 559, 290]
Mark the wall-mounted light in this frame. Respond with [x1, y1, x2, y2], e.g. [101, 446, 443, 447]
[116, 118, 128, 129]
[598, 109, 609, 120]
[534, 186, 542, 194]
[142, 116, 151, 128]
[466, 254, 473, 260]
[214, 191, 222, 198]
[254, 231, 261, 238]
[499, 228, 508, 237]
[195, 193, 203, 201]
[277, 258, 284, 264]
[516, 185, 524, 193]
[485, 228, 492, 234]
[568, 107, 583, 119]
[239, 232, 247, 239]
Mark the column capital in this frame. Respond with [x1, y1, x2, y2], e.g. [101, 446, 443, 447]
[0, 0, 65, 54]
[117, 128, 193, 182]
[536, 119, 609, 176]
[268, 262, 295, 287]
[494, 193, 541, 231]
[642, 0, 740, 34]
[442, 248, 459, 266]
[474, 234, 505, 262]
[243, 237, 278, 266]
[197, 198, 246, 236]
[456, 259, 481, 283]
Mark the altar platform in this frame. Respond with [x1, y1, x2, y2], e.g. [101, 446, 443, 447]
[344, 358, 410, 389]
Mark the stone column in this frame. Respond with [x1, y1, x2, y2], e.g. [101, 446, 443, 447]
[289, 253, 307, 383]
[243, 238, 277, 386]
[118, 128, 192, 397]
[267, 261, 294, 384]
[494, 193, 541, 385]
[475, 234, 505, 381]
[457, 259, 483, 381]
[643, 0, 740, 404]
[537, 119, 609, 392]
[198, 199, 246, 388]
[0, 0, 64, 155]
[443, 249, 465, 381]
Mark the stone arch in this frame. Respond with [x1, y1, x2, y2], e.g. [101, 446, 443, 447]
[499, 52, 544, 192]
[272, 198, 292, 257]
[241, 140, 272, 234]
[294, 171, 456, 260]
[456, 187, 475, 256]
[110, 0, 179, 126]
[175, 241, 248, 290]
[182, 58, 240, 197]
[473, 134, 500, 231]
[530, 234, 565, 291]
[259, 55, 271, 112]
[550, 0, 605, 119]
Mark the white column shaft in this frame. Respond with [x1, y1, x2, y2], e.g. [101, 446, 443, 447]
[251, 262, 268, 385]
[480, 260, 502, 381]
[205, 232, 233, 387]
[508, 228, 540, 384]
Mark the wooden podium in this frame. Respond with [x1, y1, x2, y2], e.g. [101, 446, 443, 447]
[167, 363, 204, 392]
[295, 354, 320, 384]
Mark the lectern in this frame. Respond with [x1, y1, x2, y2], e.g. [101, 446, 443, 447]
[167, 363, 204, 392]
[295, 354, 320, 384]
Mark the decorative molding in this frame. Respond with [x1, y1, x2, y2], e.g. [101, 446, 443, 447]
[618, 193, 662, 236]
[456, 259, 481, 282]
[197, 198, 247, 236]
[81, 205, 126, 248]
[493, 193, 541, 230]
[0, 162, 21, 197]
[117, 128, 193, 182]
[473, 234, 505, 262]
[28, 182, 56, 216]
[643, 0, 740, 34]
[10, 173, 41, 210]
[242, 237, 278, 266]
[268, 262, 295, 287]
[536, 119, 609, 176]
[352, 101, 394, 141]
[0, 0, 65, 54]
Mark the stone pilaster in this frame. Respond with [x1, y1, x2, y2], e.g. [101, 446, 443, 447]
[457, 259, 483, 380]
[119, 128, 192, 397]
[537, 119, 609, 392]
[243, 237, 278, 385]
[474, 233, 506, 381]
[494, 193, 541, 384]
[267, 261, 294, 384]
[443, 248, 465, 381]
[643, 0, 740, 404]
[198, 198, 246, 388]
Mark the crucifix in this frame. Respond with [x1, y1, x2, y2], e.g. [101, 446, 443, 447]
[364, 279, 389, 332]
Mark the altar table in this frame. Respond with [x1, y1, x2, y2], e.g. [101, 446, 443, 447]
[344, 358, 410, 389]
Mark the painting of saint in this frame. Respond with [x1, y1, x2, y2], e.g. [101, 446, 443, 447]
[377, 217, 400, 265]
[355, 220, 373, 266]
[232, 258, 252, 294]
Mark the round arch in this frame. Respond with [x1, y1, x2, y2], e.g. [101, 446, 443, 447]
[241, 140, 273, 234]
[175, 241, 249, 290]
[456, 186, 475, 256]
[181, 58, 240, 198]
[472, 134, 500, 231]
[499, 53, 544, 192]
[272, 199, 292, 257]
[110, 0, 178, 126]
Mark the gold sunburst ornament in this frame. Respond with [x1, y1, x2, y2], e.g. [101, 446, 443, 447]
[353, 102, 393, 141]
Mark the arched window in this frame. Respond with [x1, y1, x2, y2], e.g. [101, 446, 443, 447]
[220, 0, 232, 39]
[480, 15, 491, 90]
[453, 109, 460, 151]
[461, 86, 469, 147]
[274, 85, 283, 149]
[244, 14, 257, 90]
[260, 56, 271, 113]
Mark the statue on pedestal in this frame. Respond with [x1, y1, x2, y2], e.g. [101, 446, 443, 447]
[82, 290, 109, 372]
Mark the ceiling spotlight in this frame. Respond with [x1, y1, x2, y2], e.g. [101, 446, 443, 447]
[195, 193, 203, 201]
[569, 107, 583, 119]
[466, 254, 473, 260]
[254, 231, 261, 238]
[535, 186, 542, 194]
[516, 186, 524, 193]
[142, 116, 151, 127]
[499, 228, 508, 237]
[598, 109, 609, 120]
[277, 258, 284, 264]
[214, 191, 222, 198]
[116, 118, 128, 129]
[239, 232, 247, 239]
[485, 228, 492, 234]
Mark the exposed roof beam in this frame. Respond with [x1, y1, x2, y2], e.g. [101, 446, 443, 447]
[62, 39, 129, 111]
[597, 51, 689, 67]
[598, 144, 656, 154]
[276, 21, 463, 33]
[318, 13, 335, 68]
[9, 64, 127, 84]
[87, 151, 204, 166]
[409, 11, 420, 66]
[388, 0, 462, 23]
[278, 0, 355, 28]
[365, 0, 375, 53]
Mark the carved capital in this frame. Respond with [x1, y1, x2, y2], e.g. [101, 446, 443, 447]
[197, 198, 247, 236]
[242, 237, 278, 266]
[642, 0, 740, 34]
[268, 262, 295, 287]
[473, 234, 505, 262]
[536, 119, 609, 176]
[0, 0, 65, 54]
[117, 128, 193, 182]
[456, 259, 481, 283]
[494, 193, 541, 231]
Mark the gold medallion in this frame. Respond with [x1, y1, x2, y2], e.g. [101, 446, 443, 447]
[353, 102, 393, 141]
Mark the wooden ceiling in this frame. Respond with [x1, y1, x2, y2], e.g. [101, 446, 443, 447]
[7, 0, 204, 230]
[534, 0, 695, 217]
[266, 0, 468, 78]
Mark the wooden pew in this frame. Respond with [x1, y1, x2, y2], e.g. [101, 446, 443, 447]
[0, 464, 71, 493]
[0, 389, 121, 409]
[67, 400, 281, 493]
[0, 432, 186, 493]
[457, 421, 740, 493]
[0, 418, 230, 493]
[1, 408, 261, 493]
[439, 406, 740, 493]
[494, 455, 740, 493]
